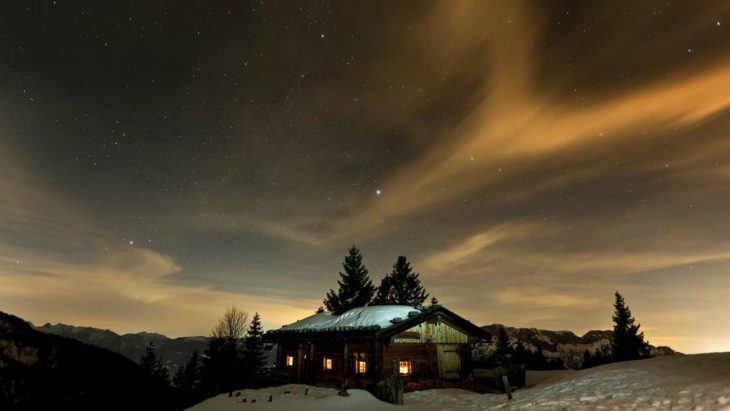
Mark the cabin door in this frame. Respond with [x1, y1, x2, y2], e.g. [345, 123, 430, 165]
[436, 344, 461, 379]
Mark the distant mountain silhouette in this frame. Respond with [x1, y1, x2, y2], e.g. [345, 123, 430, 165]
[477, 324, 678, 369]
[35, 322, 208, 371]
[0, 311, 181, 410]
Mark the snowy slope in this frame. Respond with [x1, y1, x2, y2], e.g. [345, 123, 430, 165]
[188, 352, 730, 411]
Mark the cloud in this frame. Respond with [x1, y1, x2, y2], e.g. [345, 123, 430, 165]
[494, 289, 601, 310]
[420, 219, 730, 279]
[320, 2, 730, 242]
[0, 241, 317, 336]
[0, 138, 316, 336]
[422, 223, 535, 272]
[2, 1, 730, 354]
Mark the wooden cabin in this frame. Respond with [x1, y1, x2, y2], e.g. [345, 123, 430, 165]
[263, 305, 490, 392]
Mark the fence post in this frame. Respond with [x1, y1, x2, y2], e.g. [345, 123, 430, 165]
[501, 375, 512, 400]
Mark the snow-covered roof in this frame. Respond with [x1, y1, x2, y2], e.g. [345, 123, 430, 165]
[277, 305, 420, 332]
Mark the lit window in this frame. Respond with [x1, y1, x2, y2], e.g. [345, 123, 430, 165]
[323, 357, 333, 370]
[399, 360, 412, 376]
[285, 355, 294, 367]
[356, 359, 367, 374]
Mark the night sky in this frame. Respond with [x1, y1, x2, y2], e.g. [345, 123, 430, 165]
[1, 1, 729, 354]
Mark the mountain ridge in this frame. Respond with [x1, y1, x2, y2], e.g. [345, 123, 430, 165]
[35, 322, 209, 370]
[477, 323, 678, 369]
[34, 320, 678, 372]
[0, 311, 179, 410]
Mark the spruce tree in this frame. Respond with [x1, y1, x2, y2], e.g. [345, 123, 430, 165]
[243, 312, 266, 378]
[140, 342, 169, 384]
[611, 291, 648, 361]
[390, 256, 429, 306]
[495, 326, 512, 355]
[430, 296, 439, 305]
[323, 246, 375, 314]
[371, 274, 393, 305]
[372, 256, 429, 306]
[182, 349, 200, 391]
[173, 364, 186, 387]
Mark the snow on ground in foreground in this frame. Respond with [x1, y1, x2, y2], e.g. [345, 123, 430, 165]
[188, 352, 730, 411]
[186, 385, 396, 411]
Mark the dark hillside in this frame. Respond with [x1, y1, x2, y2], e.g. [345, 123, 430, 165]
[0, 311, 181, 411]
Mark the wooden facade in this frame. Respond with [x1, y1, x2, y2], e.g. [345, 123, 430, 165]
[264, 305, 490, 392]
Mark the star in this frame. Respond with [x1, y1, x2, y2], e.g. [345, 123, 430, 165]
[128, 240, 135, 246]
[375, 189, 382, 195]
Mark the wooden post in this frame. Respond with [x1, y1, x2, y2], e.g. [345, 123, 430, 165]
[297, 344, 305, 383]
[501, 375, 512, 400]
[308, 342, 315, 385]
[339, 342, 349, 395]
[374, 340, 383, 380]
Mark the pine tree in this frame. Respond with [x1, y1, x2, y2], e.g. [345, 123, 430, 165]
[611, 291, 648, 361]
[430, 296, 439, 305]
[182, 349, 200, 390]
[390, 256, 429, 306]
[140, 342, 169, 385]
[495, 326, 512, 355]
[315, 306, 325, 314]
[173, 364, 186, 387]
[243, 312, 266, 379]
[323, 246, 375, 314]
[371, 274, 393, 305]
[371, 256, 429, 307]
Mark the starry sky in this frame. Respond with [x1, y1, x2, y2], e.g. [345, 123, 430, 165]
[1, 1, 729, 354]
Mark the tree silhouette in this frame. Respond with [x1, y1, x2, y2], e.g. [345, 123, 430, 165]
[371, 274, 393, 305]
[211, 306, 248, 344]
[140, 342, 169, 384]
[173, 364, 186, 388]
[372, 256, 429, 306]
[201, 306, 248, 394]
[243, 312, 266, 379]
[181, 349, 200, 391]
[611, 291, 648, 361]
[495, 326, 513, 355]
[323, 246, 375, 314]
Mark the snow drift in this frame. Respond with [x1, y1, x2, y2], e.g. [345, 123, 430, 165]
[188, 352, 730, 410]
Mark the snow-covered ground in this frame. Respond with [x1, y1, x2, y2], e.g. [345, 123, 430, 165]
[188, 352, 730, 411]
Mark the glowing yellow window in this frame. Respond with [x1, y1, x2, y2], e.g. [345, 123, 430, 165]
[285, 355, 294, 367]
[355, 359, 367, 374]
[399, 360, 412, 376]
[323, 357, 333, 370]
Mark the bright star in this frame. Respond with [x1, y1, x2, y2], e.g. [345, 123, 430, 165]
[129, 240, 135, 245]
[375, 189, 382, 195]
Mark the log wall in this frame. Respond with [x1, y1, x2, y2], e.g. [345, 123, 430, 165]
[393, 320, 468, 344]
